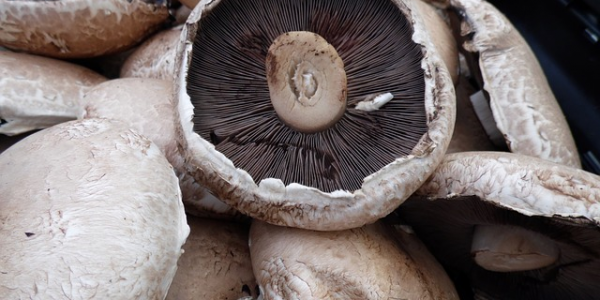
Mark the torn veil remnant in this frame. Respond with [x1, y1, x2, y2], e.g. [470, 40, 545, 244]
[175, 0, 455, 230]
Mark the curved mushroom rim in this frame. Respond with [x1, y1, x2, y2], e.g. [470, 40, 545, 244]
[174, 0, 455, 230]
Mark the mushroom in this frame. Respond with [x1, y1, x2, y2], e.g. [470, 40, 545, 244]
[120, 26, 182, 80]
[0, 118, 189, 298]
[448, 0, 581, 167]
[0, 0, 169, 59]
[394, 151, 600, 299]
[79, 78, 244, 219]
[175, 0, 455, 230]
[0, 51, 107, 135]
[166, 217, 258, 300]
[249, 220, 459, 299]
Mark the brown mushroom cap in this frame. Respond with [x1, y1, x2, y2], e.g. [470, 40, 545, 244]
[249, 220, 459, 299]
[0, 51, 107, 135]
[79, 78, 243, 219]
[450, 0, 581, 168]
[395, 151, 600, 299]
[166, 217, 257, 300]
[120, 26, 182, 80]
[0, 118, 189, 298]
[0, 0, 169, 59]
[175, 0, 455, 230]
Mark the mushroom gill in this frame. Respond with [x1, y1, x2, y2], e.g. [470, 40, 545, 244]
[187, 0, 427, 192]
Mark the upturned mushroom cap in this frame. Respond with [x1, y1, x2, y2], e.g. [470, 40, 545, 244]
[0, 51, 107, 135]
[396, 151, 600, 299]
[0, 0, 169, 59]
[79, 78, 243, 219]
[120, 26, 182, 80]
[175, 0, 455, 230]
[166, 217, 258, 300]
[450, 0, 581, 168]
[249, 220, 459, 300]
[0, 118, 190, 298]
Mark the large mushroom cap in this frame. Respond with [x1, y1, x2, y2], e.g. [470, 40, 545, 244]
[176, 0, 455, 230]
[395, 152, 600, 299]
[0, 0, 169, 59]
[166, 217, 257, 300]
[450, 0, 581, 167]
[250, 220, 459, 300]
[0, 51, 107, 135]
[0, 118, 189, 298]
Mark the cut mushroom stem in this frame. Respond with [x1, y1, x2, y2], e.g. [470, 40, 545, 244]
[471, 224, 560, 272]
[266, 31, 347, 133]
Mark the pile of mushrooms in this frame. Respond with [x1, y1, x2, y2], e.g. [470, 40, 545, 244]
[1, 0, 599, 299]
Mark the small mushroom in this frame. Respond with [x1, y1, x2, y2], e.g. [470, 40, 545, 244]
[0, 0, 169, 59]
[79, 78, 244, 219]
[0, 51, 107, 135]
[0, 118, 189, 298]
[449, 0, 581, 167]
[166, 217, 258, 300]
[175, 0, 455, 230]
[249, 220, 459, 299]
[120, 26, 182, 81]
[395, 151, 600, 299]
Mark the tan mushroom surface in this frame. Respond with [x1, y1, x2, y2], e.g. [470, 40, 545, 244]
[0, 0, 169, 59]
[0, 51, 107, 135]
[166, 217, 258, 300]
[79, 78, 243, 219]
[0, 118, 189, 299]
[120, 26, 182, 81]
[450, 0, 580, 168]
[396, 151, 600, 299]
[250, 220, 459, 300]
[176, 0, 455, 231]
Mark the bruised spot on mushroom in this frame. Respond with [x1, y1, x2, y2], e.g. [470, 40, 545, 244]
[188, 0, 427, 192]
[24, 232, 34, 237]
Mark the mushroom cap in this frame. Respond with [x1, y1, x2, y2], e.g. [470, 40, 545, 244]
[249, 220, 459, 299]
[0, 0, 169, 59]
[0, 118, 189, 298]
[166, 217, 257, 300]
[120, 26, 182, 81]
[0, 51, 107, 136]
[396, 151, 600, 299]
[175, 0, 455, 230]
[451, 0, 581, 168]
[79, 78, 243, 219]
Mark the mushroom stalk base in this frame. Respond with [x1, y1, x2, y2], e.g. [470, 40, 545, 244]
[471, 224, 559, 272]
[266, 31, 347, 133]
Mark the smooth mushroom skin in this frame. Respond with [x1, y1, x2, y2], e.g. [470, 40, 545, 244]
[249, 220, 459, 300]
[175, 0, 455, 231]
[0, 118, 190, 299]
[0, 0, 169, 59]
[120, 26, 182, 80]
[0, 51, 107, 136]
[450, 0, 581, 168]
[166, 217, 258, 300]
[395, 151, 600, 300]
[79, 78, 243, 219]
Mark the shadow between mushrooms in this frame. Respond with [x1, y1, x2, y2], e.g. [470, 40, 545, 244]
[175, 0, 455, 230]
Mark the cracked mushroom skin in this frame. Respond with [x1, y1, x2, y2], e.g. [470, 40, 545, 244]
[0, 118, 190, 299]
[249, 220, 459, 300]
[0, 0, 169, 59]
[0, 51, 107, 136]
[175, 0, 455, 230]
[395, 152, 600, 299]
[79, 78, 242, 219]
[166, 217, 258, 300]
[450, 0, 581, 168]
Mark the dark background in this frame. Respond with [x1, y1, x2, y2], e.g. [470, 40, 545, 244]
[488, 0, 600, 174]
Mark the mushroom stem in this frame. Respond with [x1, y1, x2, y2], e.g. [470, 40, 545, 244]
[266, 31, 347, 133]
[471, 224, 560, 272]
